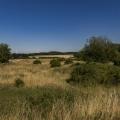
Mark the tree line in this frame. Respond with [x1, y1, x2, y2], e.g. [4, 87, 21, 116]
[74, 36, 120, 66]
[0, 36, 120, 65]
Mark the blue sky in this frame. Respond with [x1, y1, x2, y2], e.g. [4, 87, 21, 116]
[0, 0, 120, 53]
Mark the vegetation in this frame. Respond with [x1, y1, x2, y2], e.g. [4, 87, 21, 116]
[64, 58, 73, 64]
[67, 63, 120, 86]
[114, 59, 120, 66]
[75, 36, 120, 64]
[0, 85, 119, 120]
[0, 37, 120, 119]
[113, 52, 120, 66]
[57, 57, 66, 61]
[14, 78, 25, 87]
[12, 53, 29, 59]
[11, 52, 75, 59]
[0, 43, 11, 63]
[50, 59, 61, 67]
[33, 59, 41, 64]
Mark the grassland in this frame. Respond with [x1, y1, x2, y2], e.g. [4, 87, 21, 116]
[0, 59, 72, 87]
[30, 54, 73, 59]
[0, 58, 120, 120]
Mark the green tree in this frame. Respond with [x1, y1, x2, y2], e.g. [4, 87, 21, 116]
[78, 36, 116, 63]
[0, 43, 11, 63]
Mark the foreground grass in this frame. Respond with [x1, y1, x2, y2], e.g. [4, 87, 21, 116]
[0, 85, 120, 120]
[0, 59, 120, 120]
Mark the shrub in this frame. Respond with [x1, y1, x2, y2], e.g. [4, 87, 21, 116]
[114, 59, 120, 66]
[113, 53, 120, 66]
[67, 64, 99, 86]
[33, 59, 41, 64]
[14, 78, 25, 87]
[64, 59, 73, 65]
[74, 62, 81, 66]
[67, 63, 120, 86]
[0, 43, 11, 63]
[105, 67, 120, 85]
[50, 59, 61, 67]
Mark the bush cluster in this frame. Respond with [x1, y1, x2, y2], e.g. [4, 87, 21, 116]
[33, 59, 41, 64]
[113, 53, 120, 66]
[64, 59, 73, 65]
[114, 59, 120, 66]
[50, 59, 61, 67]
[67, 63, 120, 86]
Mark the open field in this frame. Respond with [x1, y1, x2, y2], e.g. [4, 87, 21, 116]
[0, 0, 120, 119]
[0, 59, 72, 87]
[0, 59, 120, 120]
[30, 54, 74, 59]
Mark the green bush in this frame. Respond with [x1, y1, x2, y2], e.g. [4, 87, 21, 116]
[50, 59, 61, 67]
[64, 59, 73, 65]
[113, 53, 120, 66]
[114, 59, 120, 66]
[33, 59, 41, 64]
[14, 78, 25, 87]
[67, 63, 120, 86]
[105, 67, 120, 85]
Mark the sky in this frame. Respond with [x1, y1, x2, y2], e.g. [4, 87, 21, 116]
[0, 0, 120, 53]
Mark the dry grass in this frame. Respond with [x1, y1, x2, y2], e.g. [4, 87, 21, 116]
[0, 59, 120, 120]
[0, 87, 120, 120]
[30, 54, 73, 59]
[0, 59, 71, 87]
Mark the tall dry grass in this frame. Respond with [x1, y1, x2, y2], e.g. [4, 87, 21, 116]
[0, 87, 119, 120]
[0, 59, 120, 120]
[0, 59, 71, 87]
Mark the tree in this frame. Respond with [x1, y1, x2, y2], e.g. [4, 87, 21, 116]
[0, 43, 11, 63]
[78, 36, 117, 63]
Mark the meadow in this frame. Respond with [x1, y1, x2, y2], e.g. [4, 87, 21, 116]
[0, 58, 71, 87]
[0, 57, 120, 120]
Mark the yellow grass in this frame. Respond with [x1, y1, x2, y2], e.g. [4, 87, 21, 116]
[0, 59, 120, 120]
[0, 87, 120, 120]
[0, 59, 71, 87]
[30, 54, 73, 59]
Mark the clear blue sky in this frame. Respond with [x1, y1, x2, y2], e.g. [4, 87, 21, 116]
[0, 0, 120, 53]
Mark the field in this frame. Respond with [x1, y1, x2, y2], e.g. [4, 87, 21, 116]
[0, 57, 120, 120]
[30, 54, 74, 59]
[0, 58, 71, 87]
